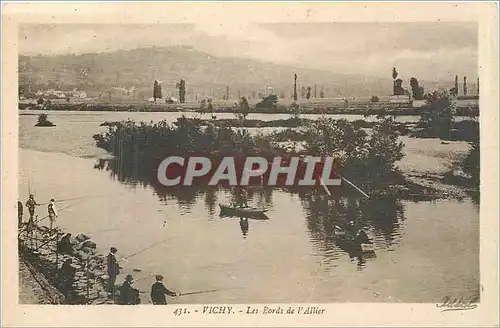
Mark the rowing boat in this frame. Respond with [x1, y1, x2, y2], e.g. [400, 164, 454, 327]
[219, 204, 268, 219]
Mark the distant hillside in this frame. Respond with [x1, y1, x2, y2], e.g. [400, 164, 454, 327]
[19, 46, 448, 100]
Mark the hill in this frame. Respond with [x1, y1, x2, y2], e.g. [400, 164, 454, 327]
[19, 46, 444, 100]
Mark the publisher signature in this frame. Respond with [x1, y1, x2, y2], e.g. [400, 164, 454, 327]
[436, 296, 479, 312]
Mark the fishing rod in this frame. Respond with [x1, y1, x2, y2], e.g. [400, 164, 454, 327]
[18, 199, 87, 237]
[36, 198, 88, 224]
[138, 287, 238, 297]
[37, 192, 128, 206]
[178, 289, 221, 297]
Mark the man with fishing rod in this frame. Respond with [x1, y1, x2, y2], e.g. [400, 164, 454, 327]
[107, 247, 121, 296]
[47, 198, 58, 231]
[150, 275, 179, 305]
[25, 194, 40, 227]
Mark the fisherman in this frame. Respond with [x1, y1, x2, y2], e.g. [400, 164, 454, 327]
[150, 275, 178, 305]
[18, 201, 23, 227]
[25, 194, 39, 224]
[57, 233, 74, 255]
[234, 187, 249, 208]
[106, 247, 120, 295]
[57, 258, 76, 302]
[119, 275, 140, 305]
[47, 198, 58, 230]
[345, 220, 358, 238]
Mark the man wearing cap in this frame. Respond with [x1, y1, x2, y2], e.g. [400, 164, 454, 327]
[150, 275, 179, 305]
[47, 198, 58, 230]
[106, 247, 120, 294]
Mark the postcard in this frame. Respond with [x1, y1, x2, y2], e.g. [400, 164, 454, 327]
[2, 2, 498, 327]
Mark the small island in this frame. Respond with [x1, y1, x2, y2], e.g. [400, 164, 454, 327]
[34, 113, 56, 127]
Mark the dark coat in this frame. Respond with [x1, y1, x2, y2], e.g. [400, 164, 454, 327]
[107, 253, 120, 277]
[150, 281, 176, 304]
[119, 281, 140, 305]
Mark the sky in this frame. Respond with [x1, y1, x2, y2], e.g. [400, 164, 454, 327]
[19, 22, 478, 81]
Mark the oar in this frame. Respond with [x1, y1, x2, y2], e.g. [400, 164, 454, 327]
[339, 175, 370, 199]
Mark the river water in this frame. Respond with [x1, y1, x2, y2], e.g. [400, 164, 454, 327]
[18, 111, 479, 303]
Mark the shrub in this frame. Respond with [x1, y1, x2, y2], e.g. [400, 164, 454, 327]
[419, 89, 456, 139]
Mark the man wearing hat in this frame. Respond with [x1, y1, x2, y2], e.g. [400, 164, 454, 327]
[119, 275, 140, 305]
[150, 275, 179, 305]
[25, 194, 39, 224]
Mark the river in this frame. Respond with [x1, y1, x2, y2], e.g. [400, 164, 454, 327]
[18, 111, 479, 303]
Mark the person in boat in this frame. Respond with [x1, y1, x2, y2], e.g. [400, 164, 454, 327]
[25, 194, 39, 225]
[106, 247, 120, 295]
[18, 201, 23, 227]
[234, 187, 249, 208]
[47, 198, 58, 230]
[119, 274, 140, 305]
[150, 275, 178, 305]
[57, 258, 76, 302]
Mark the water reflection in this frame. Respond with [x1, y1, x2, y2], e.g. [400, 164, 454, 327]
[239, 218, 249, 238]
[95, 158, 407, 270]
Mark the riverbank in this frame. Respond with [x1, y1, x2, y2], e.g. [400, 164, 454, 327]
[19, 101, 479, 117]
[18, 224, 114, 305]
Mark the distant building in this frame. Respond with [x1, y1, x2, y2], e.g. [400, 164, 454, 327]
[36, 89, 67, 99]
[71, 89, 87, 99]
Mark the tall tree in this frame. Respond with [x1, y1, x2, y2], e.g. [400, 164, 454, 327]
[463, 76, 468, 96]
[301, 86, 306, 98]
[454, 75, 459, 96]
[306, 86, 312, 100]
[392, 67, 399, 95]
[153, 80, 162, 102]
[314, 84, 317, 98]
[178, 79, 186, 103]
[293, 74, 298, 102]
[320, 87, 325, 99]
[477, 77, 479, 95]
[392, 67, 398, 80]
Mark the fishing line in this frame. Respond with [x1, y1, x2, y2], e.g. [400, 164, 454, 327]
[121, 237, 171, 262]
[37, 191, 129, 206]
[18, 199, 88, 237]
